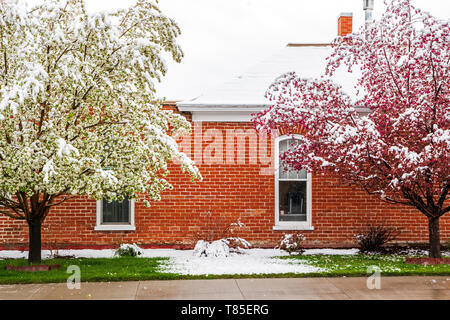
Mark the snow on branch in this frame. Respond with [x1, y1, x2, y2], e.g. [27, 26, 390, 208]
[0, 0, 200, 208]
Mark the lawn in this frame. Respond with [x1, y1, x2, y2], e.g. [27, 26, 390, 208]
[0, 257, 180, 284]
[280, 254, 450, 277]
[1, 253, 450, 284]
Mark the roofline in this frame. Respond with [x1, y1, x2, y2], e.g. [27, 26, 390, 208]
[177, 104, 266, 112]
[338, 12, 353, 18]
[162, 100, 181, 105]
[286, 43, 331, 47]
[178, 103, 267, 108]
[177, 103, 371, 113]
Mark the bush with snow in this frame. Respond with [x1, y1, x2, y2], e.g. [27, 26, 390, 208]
[193, 239, 229, 258]
[114, 243, 143, 257]
[205, 240, 230, 258]
[193, 237, 251, 258]
[225, 237, 251, 253]
[278, 233, 306, 255]
[193, 240, 209, 257]
[194, 213, 248, 243]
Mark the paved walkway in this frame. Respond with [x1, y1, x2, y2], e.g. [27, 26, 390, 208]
[1, 276, 450, 300]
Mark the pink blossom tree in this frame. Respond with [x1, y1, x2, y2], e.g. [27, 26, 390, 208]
[253, 0, 449, 258]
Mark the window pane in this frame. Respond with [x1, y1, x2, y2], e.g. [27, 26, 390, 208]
[279, 181, 307, 222]
[279, 139, 307, 180]
[102, 197, 130, 224]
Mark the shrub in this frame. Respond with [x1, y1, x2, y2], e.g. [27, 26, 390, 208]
[193, 212, 249, 243]
[192, 237, 251, 258]
[193, 239, 229, 258]
[356, 222, 402, 254]
[191, 212, 252, 257]
[114, 243, 143, 257]
[278, 233, 306, 255]
[225, 237, 251, 254]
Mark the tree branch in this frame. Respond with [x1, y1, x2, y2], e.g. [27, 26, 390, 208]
[0, 210, 25, 220]
[382, 48, 404, 99]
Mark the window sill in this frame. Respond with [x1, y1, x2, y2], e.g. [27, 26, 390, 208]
[94, 225, 136, 231]
[273, 225, 314, 231]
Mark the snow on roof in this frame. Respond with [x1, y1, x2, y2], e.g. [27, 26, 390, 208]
[178, 43, 361, 109]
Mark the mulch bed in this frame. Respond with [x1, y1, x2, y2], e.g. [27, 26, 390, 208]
[5, 264, 61, 272]
[405, 257, 450, 265]
[53, 255, 75, 259]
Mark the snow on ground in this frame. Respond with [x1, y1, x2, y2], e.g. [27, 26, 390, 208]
[159, 253, 321, 275]
[1, 248, 448, 275]
[0, 248, 358, 260]
[303, 248, 360, 255]
[0, 248, 326, 275]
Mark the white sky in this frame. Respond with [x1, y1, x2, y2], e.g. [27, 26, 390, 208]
[25, 0, 450, 101]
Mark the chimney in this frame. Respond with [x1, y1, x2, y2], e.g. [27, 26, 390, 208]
[363, 0, 375, 22]
[338, 13, 353, 37]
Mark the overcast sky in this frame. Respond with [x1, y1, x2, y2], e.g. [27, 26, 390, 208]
[26, 0, 450, 101]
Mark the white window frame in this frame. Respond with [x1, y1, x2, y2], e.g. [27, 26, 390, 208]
[95, 199, 136, 231]
[273, 135, 314, 231]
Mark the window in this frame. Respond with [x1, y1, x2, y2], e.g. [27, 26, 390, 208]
[274, 136, 313, 230]
[95, 197, 136, 231]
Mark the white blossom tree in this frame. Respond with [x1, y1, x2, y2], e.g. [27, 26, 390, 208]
[0, 0, 200, 263]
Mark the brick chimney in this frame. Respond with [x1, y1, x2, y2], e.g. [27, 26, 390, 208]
[338, 13, 353, 37]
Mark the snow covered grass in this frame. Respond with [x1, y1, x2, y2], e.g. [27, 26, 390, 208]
[282, 254, 450, 277]
[1, 247, 450, 284]
[158, 249, 323, 275]
[0, 248, 324, 276]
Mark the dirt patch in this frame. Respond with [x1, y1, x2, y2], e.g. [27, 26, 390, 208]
[53, 255, 75, 259]
[6, 264, 61, 272]
[405, 257, 450, 265]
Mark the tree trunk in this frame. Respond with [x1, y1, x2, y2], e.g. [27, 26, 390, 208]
[28, 216, 42, 263]
[428, 216, 441, 259]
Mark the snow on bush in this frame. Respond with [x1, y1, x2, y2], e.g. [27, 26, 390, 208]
[193, 239, 229, 258]
[205, 240, 230, 258]
[114, 243, 143, 257]
[193, 240, 209, 257]
[226, 237, 251, 253]
[0, 0, 201, 263]
[193, 237, 251, 258]
[278, 233, 306, 255]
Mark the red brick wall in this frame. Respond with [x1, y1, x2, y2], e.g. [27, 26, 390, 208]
[1, 111, 449, 250]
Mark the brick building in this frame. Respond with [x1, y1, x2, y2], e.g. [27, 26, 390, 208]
[1, 13, 449, 250]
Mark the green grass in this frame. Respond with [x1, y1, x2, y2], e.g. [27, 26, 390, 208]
[1, 254, 450, 284]
[279, 254, 450, 277]
[0, 257, 181, 284]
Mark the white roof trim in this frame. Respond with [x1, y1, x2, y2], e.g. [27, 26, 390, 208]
[177, 104, 266, 112]
[338, 12, 353, 17]
[191, 111, 255, 122]
[186, 107, 371, 123]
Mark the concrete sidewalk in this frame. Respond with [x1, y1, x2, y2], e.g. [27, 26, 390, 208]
[0, 276, 449, 300]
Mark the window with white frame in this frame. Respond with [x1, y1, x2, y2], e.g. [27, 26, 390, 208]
[274, 136, 313, 230]
[95, 196, 136, 231]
